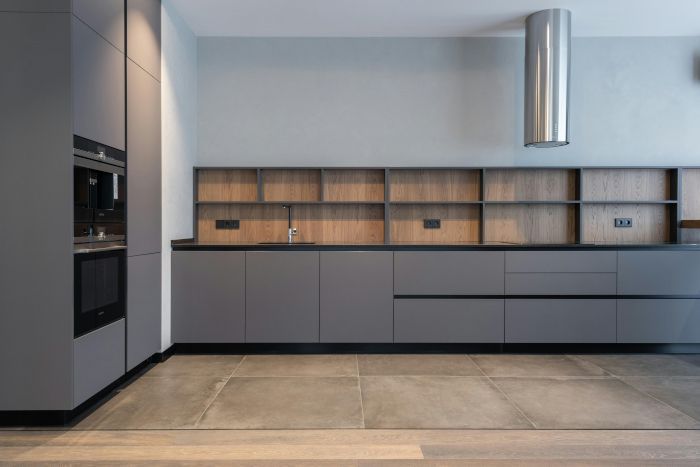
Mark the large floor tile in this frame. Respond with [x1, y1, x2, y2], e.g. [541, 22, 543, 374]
[233, 355, 358, 377]
[360, 376, 533, 429]
[197, 377, 363, 429]
[575, 355, 700, 377]
[76, 376, 228, 429]
[621, 377, 700, 422]
[492, 377, 700, 429]
[471, 355, 607, 377]
[145, 355, 244, 378]
[358, 355, 482, 376]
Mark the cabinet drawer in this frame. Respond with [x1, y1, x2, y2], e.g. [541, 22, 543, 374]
[505, 299, 616, 343]
[618, 251, 700, 295]
[394, 299, 504, 343]
[394, 252, 504, 295]
[505, 273, 616, 295]
[506, 251, 617, 273]
[618, 299, 700, 343]
[74, 319, 125, 407]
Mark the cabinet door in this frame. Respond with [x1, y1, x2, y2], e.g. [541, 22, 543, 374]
[618, 299, 700, 343]
[618, 251, 700, 295]
[172, 251, 245, 343]
[246, 251, 320, 343]
[72, 0, 124, 51]
[74, 319, 125, 407]
[72, 15, 125, 150]
[126, 59, 161, 256]
[127, 0, 161, 81]
[320, 251, 393, 343]
[127, 253, 161, 370]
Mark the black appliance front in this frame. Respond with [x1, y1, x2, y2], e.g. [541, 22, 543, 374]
[73, 161, 125, 240]
[74, 249, 126, 337]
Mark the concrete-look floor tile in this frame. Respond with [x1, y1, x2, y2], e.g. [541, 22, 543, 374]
[358, 355, 482, 376]
[76, 376, 228, 429]
[677, 354, 700, 368]
[492, 377, 700, 429]
[621, 377, 700, 422]
[233, 355, 358, 377]
[197, 377, 363, 429]
[471, 355, 607, 377]
[145, 355, 244, 378]
[575, 355, 700, 377]
[360, 376, 533, 429]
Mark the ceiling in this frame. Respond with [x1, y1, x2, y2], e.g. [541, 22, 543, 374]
[169, 0, 700, 37]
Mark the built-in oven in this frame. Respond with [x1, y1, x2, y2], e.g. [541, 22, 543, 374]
[74, 248, 126, 337]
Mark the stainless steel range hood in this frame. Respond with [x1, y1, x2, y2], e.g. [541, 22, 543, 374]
[524, 9, 571, 148]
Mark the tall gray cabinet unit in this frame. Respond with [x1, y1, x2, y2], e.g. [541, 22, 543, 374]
[126, 0, 162, 371]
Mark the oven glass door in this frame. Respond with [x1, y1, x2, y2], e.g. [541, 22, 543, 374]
[74, 249, 125, 337]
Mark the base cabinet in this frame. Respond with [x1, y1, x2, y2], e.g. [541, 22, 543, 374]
[73, 319, 125, 407]
[320, 252, 393, 343]
[618, 299, 700, 343]
[172, 251, 245, 343]
[127, 253, 161, 370]
[505, 299, 616, 343]
[394, 299, 504, 343]
[246, 251, 320, 343]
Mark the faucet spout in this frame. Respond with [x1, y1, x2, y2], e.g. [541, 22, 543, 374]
[283, 205, 298, 244]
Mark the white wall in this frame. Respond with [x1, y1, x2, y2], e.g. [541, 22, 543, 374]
[161, 0, 197, 350]
[197, 37, 700, 167]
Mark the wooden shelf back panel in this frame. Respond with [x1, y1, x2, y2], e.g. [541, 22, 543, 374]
[323, 169, 385, 202]
[582, 169, 671, 201]
[682, 169, 700, 220]
[485, 205, 576, 244]
[390, 204, 480, 243]
[197, 169, 258, 202]
[484, 169, 576, 201]
[262, 169, 321, 201]
[390, 169, 480, 202]
[198, 204, 384, 243]
[583, 204, 670, 244]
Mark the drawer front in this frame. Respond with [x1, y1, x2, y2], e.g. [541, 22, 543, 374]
[74, 319, 125, 407]
[394, 252, 504, 295]
[505, 299, 616, 343]
[618, 299, 700, 343]
[505, 273, 617, 295]
[618, 251, 700, 295]
[394, 299, 504, 343]
[506, 251, 617, 273]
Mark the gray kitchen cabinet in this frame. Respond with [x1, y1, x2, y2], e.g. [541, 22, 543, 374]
[72, 15, 125, 150]
[394, 299, 504, 343]
[618, 251, 700, 295]
[0, 0, 70, 12]
[505, 299, 616, 343]
[74, 319, 125, 407]
[505, 251, 617, 273]
[126, 59, 161, 257]
[618, 299, 700, 343]
[72, 0, 124, 51]
[127, 0, 161, 81]
[505, 273, 617, 295]
[246, 251, 320, 343]
[127, 253, 161, 370]
[320, 251, 393, 343]
[394, 251, 504, 295]
[172, 251, 245, 343]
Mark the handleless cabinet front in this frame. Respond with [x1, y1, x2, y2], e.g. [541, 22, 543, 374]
[320, 251, 393, 343]
[126, 0, 161, 81]
[618, 251, 700, 295]
[72, 0, 124, 51]
[72, 15, 125, 150]
[246, 251, 320, 343]
[127, 253, 161, 370]
[172, 251, 245, 343]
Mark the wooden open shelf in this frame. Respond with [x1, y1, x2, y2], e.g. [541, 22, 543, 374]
[193, 167, 696, 244]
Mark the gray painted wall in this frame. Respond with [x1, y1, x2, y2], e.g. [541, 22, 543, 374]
[198, 37, 700, 167]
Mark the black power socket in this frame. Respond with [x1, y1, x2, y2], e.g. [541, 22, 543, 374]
[424, 219, 441, 229]
[215, 219, 240, 230]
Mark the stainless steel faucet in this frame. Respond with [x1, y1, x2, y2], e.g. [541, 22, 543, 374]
[283, 205, 298, 244]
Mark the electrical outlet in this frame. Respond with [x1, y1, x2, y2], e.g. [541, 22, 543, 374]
[216, 219, 240, 230]
[614, 218, 633, 228]
[424, 219, 441, 229]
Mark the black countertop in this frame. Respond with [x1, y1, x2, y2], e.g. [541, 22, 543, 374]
[171, 239, 700, 251]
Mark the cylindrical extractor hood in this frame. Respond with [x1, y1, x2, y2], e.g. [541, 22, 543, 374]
[524, 8, 571, 148]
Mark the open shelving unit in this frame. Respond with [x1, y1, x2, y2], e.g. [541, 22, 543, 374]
[193, 167, 696, 244]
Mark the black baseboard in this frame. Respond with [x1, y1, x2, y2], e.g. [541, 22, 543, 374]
[0, 351, 166, 427]
[172, 342, 700, 355]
